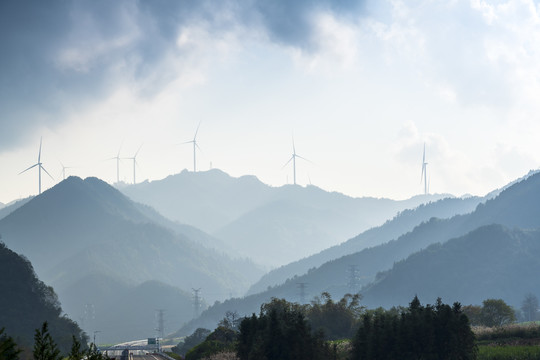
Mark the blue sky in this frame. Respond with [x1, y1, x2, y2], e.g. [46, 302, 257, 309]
[1, 0, 540, 203]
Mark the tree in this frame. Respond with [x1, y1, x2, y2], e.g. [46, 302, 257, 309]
[33, 323, 61, 360]
[237, 298, 330, 360]
[86, 343, 107, 360]
[0, 328, 20, 360]
[521, 293, 539, 322]
[462, 305, 482, 326]
[185, 327, 237, 360]
[218, 311, 242, 331]
[480, 299, 515, 327]
[172, 328, 212, 356]
[351, 296, 477, 360]
[68, 336, 85, 360]
[307, 292, 364, 340]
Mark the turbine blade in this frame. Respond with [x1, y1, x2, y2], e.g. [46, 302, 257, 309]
[194, 121, 201, 140]
[282, 156, 294, 169]
[181, 140, 194, 145]
[117, 140, 124, 158]
[134, 144, 143, 158]
[195, 143, 203, 153]
[292, 136, 296, 155]
[19, 163, 39, 174]
[38, 137, 43, 163]
[41, 165, 54, 180]
[295, 154, 311, 163]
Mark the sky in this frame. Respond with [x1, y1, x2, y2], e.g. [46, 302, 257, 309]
[2, 0, 540, 204]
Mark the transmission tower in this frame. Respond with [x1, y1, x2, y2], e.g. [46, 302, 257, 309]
[192, 288, 202, 319]
[155, 309, 165, 339]
[297, 282, 308, 304]
[347, 265, 361, 293]
[83, 303, 95, 329]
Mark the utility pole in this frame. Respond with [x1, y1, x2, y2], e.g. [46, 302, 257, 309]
[93, 331, 101, 345]
[297, 282, 308, 304]
[192, 288, 202, 319]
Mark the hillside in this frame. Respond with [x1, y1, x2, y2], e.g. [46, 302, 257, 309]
[0, 176, 263, 343]
[0, 242, 85, 353]
[0, 197, 32, 221]
[121, 169, 450, 267]
[174, 171, 540, 333]
[65, 274, 194, 344]
[361, 224, 540, 308]
[248, 195, 482, 293]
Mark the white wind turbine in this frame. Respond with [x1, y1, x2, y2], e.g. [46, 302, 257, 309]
[182, 122, 202, 172]
[19, 137, 54, 195]
[124, 144, 143, 184]
[108, 143, 123, 183]
[283, 137, 310, 185]
[60, 162, 75, 180]
[421, 143, 428, 195]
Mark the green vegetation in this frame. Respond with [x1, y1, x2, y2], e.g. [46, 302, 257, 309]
[478, 346, 540, 360]
[0, 328, 21, 360]
[172, 328, 211, 356]
[0, 243, 86, 354]
[351, 296, 476, 360]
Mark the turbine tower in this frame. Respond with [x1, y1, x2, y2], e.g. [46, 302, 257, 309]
[124, 144, 143, 184]
[283, 137, 309, 185]
[19, 137, 54, 195]
[183, 122, 201, 172]
[60, 162, 74, 180]
[421, 143, 428, 195]
[108, 143, 123, 183]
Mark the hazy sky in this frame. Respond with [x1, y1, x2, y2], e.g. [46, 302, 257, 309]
[1, 0, 540, 204]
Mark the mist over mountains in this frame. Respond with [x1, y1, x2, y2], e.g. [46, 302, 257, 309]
[0, 176, 263, 343]
[176, 170, 540, 334]
[361, 224, 540, 308]
[121, 169, 450, 267]
[248, 195, 483, 294]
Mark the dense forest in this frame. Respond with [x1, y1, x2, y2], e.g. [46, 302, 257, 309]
[175, 295, 477, 360]
[0, 242, 85, 355]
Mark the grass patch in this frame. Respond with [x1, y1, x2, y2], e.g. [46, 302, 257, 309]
[478, 345, 540, 360]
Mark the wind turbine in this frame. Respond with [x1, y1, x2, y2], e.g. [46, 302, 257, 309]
[283, 137, 309, 185]
[19, 137, 54, 195]
[421, 143, 428, 195]
[183, 122, 201, 172]
[59, 162, 74, 180]
[108, 143, 123, 183]
[124, 144, 143, 184]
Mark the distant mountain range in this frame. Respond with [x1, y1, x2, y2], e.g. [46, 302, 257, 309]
[120, 169, 450, 267]
[0, 177, 263, 343]
[174, 170, 540, 335]
[248, 195, 483, 294]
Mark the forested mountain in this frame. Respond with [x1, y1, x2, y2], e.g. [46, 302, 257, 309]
[174, 171, 540, 333]
[248, 195, 482, 294]
[0, 242, 85, 353]
[361, 224, 540, 308]
[0, 177, 263, 343]
[121, 169, 450, 267]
